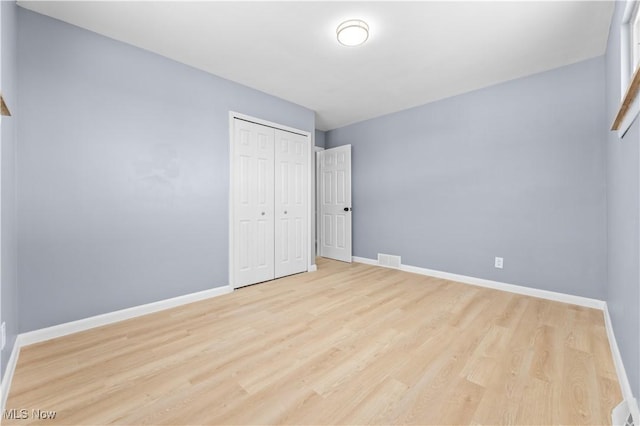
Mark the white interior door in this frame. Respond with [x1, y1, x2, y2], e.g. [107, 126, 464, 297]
[319, 145, 352, 262]
[232, 119, 275, 287]
[274, 129, 308, 278]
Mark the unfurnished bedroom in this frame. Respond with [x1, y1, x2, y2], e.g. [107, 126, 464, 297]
[0, 1, 637, 425]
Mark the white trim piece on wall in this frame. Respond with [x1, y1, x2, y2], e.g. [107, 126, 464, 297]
[20, 285, 232, 347]
[352, 256, 605, 309]
[1, 334, 20, 413]
[604, 304, 640, 424]
[352, 256, 378, 266]
[314, 146, 324, 259]
[229, 112, 310, 138]
[618, 1, 640, 138]
[308, 129, 315, 272]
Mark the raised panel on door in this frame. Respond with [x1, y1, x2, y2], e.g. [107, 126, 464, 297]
[319, 145, 352, 262]
[233, 120, 274, 287]
[274, 129, 308, 278]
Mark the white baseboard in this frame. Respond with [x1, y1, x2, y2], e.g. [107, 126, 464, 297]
[604, 304, 639, 424]
[308, 264, 318, 272]
[20, 285, 232, 347]
[352, 256, 605, 309]
[352, 256, 377, 266]
[1, 335, 22, 413]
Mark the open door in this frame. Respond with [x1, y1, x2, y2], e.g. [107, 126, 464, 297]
[319, 145, 352, 262]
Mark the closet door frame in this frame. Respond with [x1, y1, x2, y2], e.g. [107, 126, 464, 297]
[228, 112, 314, 290]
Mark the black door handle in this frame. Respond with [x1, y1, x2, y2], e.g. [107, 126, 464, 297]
[344, 207, 351, 212]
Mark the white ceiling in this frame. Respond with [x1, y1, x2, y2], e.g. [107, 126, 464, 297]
[18, 1, 614, 131]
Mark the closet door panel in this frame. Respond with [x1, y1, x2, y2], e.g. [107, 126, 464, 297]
[274, 130, 308, 278]
[233, 120, 275, 287]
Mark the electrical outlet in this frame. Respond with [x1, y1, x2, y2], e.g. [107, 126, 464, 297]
[495, 257, 504, 269]
[1, 322, 6, 351]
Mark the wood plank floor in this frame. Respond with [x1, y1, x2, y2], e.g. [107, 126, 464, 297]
[6, 258, 621, 425]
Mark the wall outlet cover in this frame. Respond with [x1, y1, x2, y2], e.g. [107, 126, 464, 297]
[495, 257, 504, 269]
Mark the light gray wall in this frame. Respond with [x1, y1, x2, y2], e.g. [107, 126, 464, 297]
[315, 129, 326, 148]
[605, 1, 640, 398]
[1, 0, 18, 377]
[17, 9, 314, 332]
[326, 56, 607, 300]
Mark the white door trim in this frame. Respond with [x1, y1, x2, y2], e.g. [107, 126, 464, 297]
[229, 111, 313, 289]
[314, 146, 324, 259]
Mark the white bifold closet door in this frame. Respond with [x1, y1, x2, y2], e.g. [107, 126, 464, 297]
[232, 118, 308, 288]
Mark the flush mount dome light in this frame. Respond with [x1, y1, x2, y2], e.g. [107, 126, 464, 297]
[336, 19, 369, 46]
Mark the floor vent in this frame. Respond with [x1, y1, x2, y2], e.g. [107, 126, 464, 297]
[378, 253, 401, 269]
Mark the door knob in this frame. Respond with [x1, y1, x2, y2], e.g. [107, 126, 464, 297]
[261, 212, 265, 216]
[284, 211, 288, 214]
[344, 207, 352, 212]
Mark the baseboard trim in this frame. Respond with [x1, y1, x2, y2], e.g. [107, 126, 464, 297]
[352, 256, 605, 309]
[20, 285, 233, 347]
[308, 264, 318, 272]
[0, 335, 20, 413]
[1, 335, 22, 413]
[604, 304, 639, 424]
[352, 256, 377, 266]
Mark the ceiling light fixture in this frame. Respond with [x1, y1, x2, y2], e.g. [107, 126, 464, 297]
[336, 19, 369, 47]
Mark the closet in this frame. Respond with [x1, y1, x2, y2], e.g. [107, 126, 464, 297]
[230, 116, 309, 288]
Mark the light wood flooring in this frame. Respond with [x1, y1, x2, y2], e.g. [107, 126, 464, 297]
[6, 258, 621, 425]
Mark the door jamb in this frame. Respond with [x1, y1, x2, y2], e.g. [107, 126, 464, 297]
[314, 146, 325, 258]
